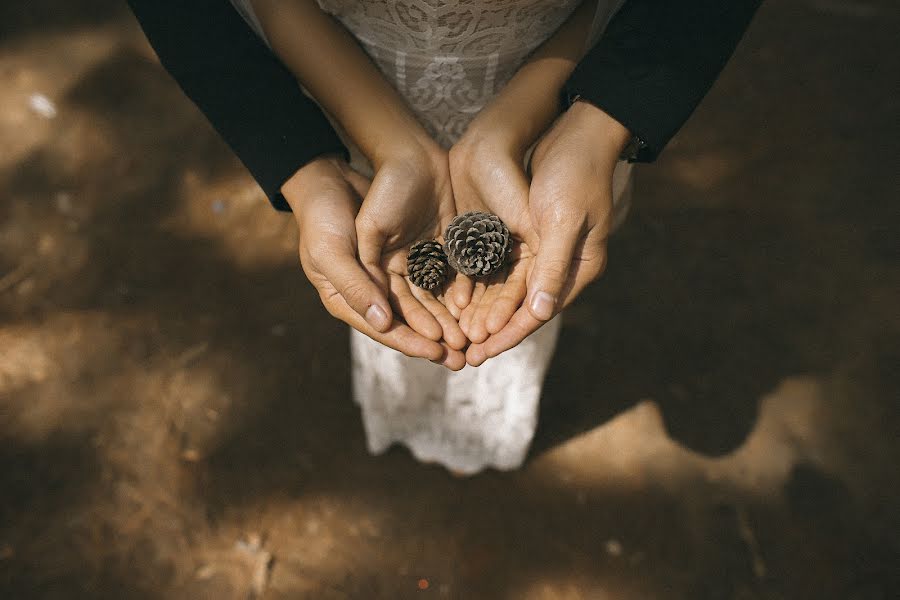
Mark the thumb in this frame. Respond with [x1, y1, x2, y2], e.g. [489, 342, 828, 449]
[318, 248, 393, 333]
[354, 215, 392, 293]
[527, 230, 579, 322]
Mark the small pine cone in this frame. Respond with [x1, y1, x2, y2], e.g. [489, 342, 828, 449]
[407, 240, 449, 290]
[443, 211, 511, 277]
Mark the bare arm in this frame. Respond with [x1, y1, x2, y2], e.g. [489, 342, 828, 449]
[459, 0, 604, 156]
[249, 0, 433, 166]
[449, 0, 622, 339]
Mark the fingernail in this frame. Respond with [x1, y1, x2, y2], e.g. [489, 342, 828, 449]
[365, 304, 389, 331]
[530, 291, 555, 320]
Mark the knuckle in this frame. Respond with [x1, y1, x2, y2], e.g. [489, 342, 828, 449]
[540, 257, 570, 280]
[354, 212, 380, 238]
[594, 252, 609, 278]
[317, 292, 343, 320]
[448, 139, 475, 170]
[338, 281, 370, 310]
[448, 143, 466, 171]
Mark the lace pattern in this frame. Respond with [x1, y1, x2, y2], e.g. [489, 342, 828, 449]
[318, 0, 581, 144]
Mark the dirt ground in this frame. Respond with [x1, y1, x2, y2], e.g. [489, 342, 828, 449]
[1, 1, 898, 599]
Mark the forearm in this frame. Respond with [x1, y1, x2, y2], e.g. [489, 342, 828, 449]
[471, 0, 599, 153]
[250, 0, 434, 166]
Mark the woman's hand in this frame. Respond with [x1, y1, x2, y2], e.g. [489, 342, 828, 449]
[357, 139, 468, 359]
[283, 155, 463, 368]
[466, 101, 631, 366]
[446, 0, 600, 352]
[448, 117, 537, 345]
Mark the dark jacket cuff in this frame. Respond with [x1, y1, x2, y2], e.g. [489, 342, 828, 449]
[564, 0, 760, 162]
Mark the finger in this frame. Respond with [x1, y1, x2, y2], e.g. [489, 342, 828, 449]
[388, 273, 443, 341]
[344, 168, 371, 199]
[355, 211, 389, 274]
[485, 259, 528, 334]
[477, 243, 607, 360]
[467, 276, 505, 344]
[452, 271, 475, 311]
[555, 232, 609, 311]
[321, 290, 444, 361]
[441, 288, 463, 320]
[435, 343, 467, 371]
[411, 284, 468, 350]
[480, 304, 545, 361]
[459, 280, 487, 338]
[313, 247, 393, 333]
[465, 341, 489, 368]
[527, 229, 580, 322]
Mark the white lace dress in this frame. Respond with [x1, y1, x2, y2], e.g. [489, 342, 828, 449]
[233, 0, 631, 474]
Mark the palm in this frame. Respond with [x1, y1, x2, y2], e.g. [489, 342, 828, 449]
[357, 152, 467, 359]
[450, 149, 537, 343]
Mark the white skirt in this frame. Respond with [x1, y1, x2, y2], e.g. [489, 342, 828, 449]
[352, 170, 632, 474]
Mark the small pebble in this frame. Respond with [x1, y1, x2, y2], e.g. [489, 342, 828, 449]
[195, 564, 216, 580]
[28, 93, 57, 119]
[605, 538, 623, 557]
[55, 192, 73, 215]
[305, 519, 320, 535]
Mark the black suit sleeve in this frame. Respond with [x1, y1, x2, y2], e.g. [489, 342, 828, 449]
[127, 0, 347, 211]
[565, 0, 761, 162]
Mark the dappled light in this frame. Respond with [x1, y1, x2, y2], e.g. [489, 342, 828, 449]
[1, 1, 897, 598]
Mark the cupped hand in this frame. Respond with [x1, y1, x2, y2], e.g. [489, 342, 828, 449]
[448, 118, 539, 345]
[283, 155, 463, 369]
[355, 140, 468, 363]
[466, 101, 631, 366]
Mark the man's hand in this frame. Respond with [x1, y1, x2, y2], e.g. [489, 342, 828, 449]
[466, 101, 631, 366]
[283, 156, 462, 368]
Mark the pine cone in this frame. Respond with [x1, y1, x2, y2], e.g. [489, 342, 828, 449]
[407, 240, 449, 291]
[443, 211, 511, 277]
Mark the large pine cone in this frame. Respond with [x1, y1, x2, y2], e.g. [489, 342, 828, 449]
[443, 211, 511, 277]
[407, 240, 449, 290]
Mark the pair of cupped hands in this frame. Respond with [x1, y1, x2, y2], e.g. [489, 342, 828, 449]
[282, 101, 629, 370]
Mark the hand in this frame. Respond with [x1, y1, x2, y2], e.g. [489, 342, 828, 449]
[355, 139, 468, 365]
[448, 118, 538, 345]
[283, 155, 461, 367]
[445, 0, 600, 355]
[466, 101, 631, 366]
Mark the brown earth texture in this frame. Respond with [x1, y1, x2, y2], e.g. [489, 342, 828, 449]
[1, 1, 898, 599]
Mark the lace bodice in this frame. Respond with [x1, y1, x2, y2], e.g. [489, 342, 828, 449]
[233, 0, 624, 146]
[318, 0, 582, 144]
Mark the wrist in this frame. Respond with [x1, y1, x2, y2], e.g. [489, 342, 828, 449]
[566, 100, 632, 159]
[280, 154, 348, 213]
[358, 111, 439, 169]
[370, 130, 445, 173]
[470, 81, 568, 157]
